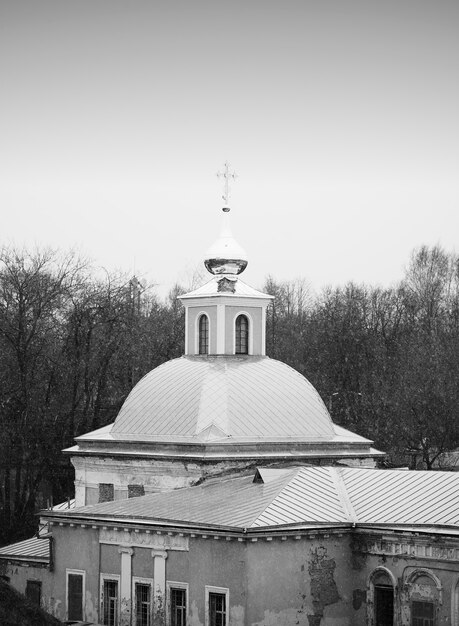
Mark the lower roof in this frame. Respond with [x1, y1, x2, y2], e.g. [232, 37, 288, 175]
[43, 466, 459, 532]
[0, 536, 49, 564]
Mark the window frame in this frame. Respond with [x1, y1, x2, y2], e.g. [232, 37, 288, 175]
[411, 599, 435, 626]
[233, 312, 252, 355]
[166, 581, 188, 626]
[66, 568, 86, 622]
[25, 579, 42, 607]
[205, 585, 229, 626]
[198, 313, 210, 355]
[132, 576, 154, 626]
[367, 567, 396, 626]
[100, 573, 121, 626]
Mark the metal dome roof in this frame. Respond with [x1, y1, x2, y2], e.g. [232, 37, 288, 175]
[111, 355, 336, 442]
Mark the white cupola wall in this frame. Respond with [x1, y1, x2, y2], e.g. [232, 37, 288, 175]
[179, 277, 273, 356]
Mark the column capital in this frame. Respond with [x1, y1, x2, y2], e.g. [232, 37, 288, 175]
[151, 549, 168, 560]
[118, 546, 134, 556]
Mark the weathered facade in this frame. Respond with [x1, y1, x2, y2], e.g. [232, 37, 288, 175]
[1, 466, 459, 625]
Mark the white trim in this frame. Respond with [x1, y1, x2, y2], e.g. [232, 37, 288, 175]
[100, 573, 121, 626]
[166, 581, 188, 626]
[66, 569, 86, 622]
[205, 585, 229, 626]
[184, 307, 189, 355]
[232, 311, 253, 355]
[452, 577, 459, 626]
[216, 304, 225, 354]
[195, 311, 211, 356]
[261, 304, 267, 355]
[132, 576, 154, 626]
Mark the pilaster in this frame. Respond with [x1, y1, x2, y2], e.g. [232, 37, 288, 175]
[119, 546, 134, 626]
[152, 549, 168, 625]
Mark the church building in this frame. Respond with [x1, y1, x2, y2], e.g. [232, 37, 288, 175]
[0, 190, 458, 626]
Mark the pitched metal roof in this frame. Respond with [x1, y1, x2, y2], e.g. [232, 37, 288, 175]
[109, 356, 339, 442]
[341, 467, 459, 526]
[57, 472, 296, 528]
[0, 536, 49, 563]
[44, 467, 459, 531]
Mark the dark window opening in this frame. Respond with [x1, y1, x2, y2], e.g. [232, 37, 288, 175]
[375, 585, 393, 626]
[170, 587, 186, 626]
[135, 583, 151, 626]
[103, 579, 118, 626]
[128, 484, 145, 498]
[209, 592, 226, 626]
[412, 600, 435, 626]
[199, 315, 209, 354]
[99, 483, 114, 503]
[235, 314, 248, 354]
[68, 573, 83, 621]
[25, 580, 41, 607]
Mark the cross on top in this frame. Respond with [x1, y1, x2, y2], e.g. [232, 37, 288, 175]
[217, 162, 237, 206]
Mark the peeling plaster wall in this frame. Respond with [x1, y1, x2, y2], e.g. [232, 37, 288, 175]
[72, 456, 204, 506]
[350, 531, 459, 626]
[49, 525, 100, 623]
[5, 526, 459, 626]
[73, 455, 377, 509]
[245, 535, 353, 626]
[0, 562, 61, 618]
[1, 526, 101, 622]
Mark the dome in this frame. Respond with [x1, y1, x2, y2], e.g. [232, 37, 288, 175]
[111, 355, 335, 442]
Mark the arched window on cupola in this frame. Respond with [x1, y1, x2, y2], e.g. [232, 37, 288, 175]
[198, 314, 209, 355]
[235, 314, 249, 355]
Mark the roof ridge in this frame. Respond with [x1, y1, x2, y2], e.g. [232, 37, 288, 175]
[330, 468, 357, 523]
[248, 468, 301, 528]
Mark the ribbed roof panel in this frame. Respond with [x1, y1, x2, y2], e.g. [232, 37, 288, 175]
[0, 536, 49, 561]
[54, 467, 459, 531]
[111, 356, 336, 441]
[342, 468, 459, 525]
[253, 467, 349, 526]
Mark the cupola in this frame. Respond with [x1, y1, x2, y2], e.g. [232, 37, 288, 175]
[179, 203, 273, 356]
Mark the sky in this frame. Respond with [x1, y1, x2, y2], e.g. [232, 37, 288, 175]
[1, 0, 458, 298]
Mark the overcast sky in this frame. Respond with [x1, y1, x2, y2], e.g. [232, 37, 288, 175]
[1, 0, 458, 297]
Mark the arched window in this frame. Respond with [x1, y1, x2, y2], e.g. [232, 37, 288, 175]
[368, 568, 396, 626]
[235, 314, 249, 354]
[405, 570, 441, 626]
[199, 315, 209, 355]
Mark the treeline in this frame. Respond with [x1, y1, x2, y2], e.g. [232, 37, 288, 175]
[266, 245, 459, 473]
[0, 244, 458, 545]
[0, 247, 185, 544]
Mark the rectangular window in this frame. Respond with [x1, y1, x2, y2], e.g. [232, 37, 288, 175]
[25, 580, 41, 606]
[170, 587, 187, 626]
[128, 484, 145, 498]
[103, 578, 119, 626]
[67, 570, 84, 621]
[412, 600, 435, 626]
[99, 483, 114, 503]
[209, 592, 226, 626]
[135, 582, 151, 626]
[205, 587, 228, 626]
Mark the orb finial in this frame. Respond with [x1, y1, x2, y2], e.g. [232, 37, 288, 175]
[204, 164, 248, 276]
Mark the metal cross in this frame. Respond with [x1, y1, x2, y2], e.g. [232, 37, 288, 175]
[217, 161, 237, 206]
